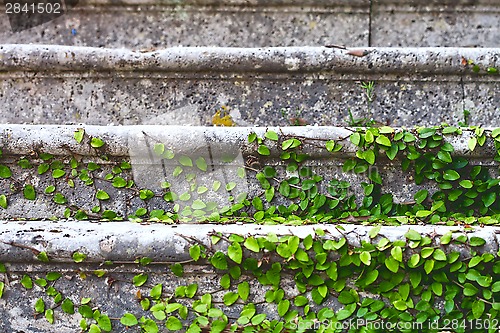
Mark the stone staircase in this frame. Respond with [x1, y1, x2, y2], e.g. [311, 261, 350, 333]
[0, 1, 499, 332]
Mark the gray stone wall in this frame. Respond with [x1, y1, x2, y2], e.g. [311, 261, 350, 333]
[0, 46, 498, 127]
[1, 0, 498, 47]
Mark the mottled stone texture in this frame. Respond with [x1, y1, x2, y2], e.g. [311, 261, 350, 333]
[1, 0, 499, 47]
[371, 0, 500, 47]
[0, 46, 498, 127]
[0, 0, 369, 48]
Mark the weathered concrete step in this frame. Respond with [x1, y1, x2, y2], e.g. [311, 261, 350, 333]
[0, 221, 498, 332]
[0, 124, 497, 220]
[0, 45, 499, 127]
[0, 0, 498, 48]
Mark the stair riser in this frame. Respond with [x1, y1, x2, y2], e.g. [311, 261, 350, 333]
[0, 125, 496, 219]
[1, 0, 498, 47]
[0, 222, 498, 332]
[1, 46, 499, 127]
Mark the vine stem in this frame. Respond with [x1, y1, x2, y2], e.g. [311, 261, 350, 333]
[243, 166, 337, 201]
[1, 240, 41, 255]
[452, 281, 494, 305]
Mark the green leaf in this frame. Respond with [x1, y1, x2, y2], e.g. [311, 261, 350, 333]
[409, 271, 422, 289]
[391, 246, 403, 262]
[220, 274, 230, 289]
[45, 309, 54, 324]
[44, 185, 56, 194]
[186, 284, 198, 298]
[120, 313, 138, 326]
[443, 126, 458, 134]
[277, 299, 290, 317]
[87, 324, 100, 333]
[171, 263, 184, 277]
[385, 257, 399, 273]
[440, 232, 452, 245]
[0, 195, 7, 209]
[437, 150, 452, 163]
[153, 143, 164, 156]
[178, 155, 193, 167]
[403, 132, 416, 142]
[363, 149, 376, 165]
[248, 133, 257, 143]
[393, 300, 407, 311]
[97, 315, 112, 332]
[468, 137, 477, 151]
[336, 304, 356, 320]
[379, 126, 394, 134]
[265, 187, 275, 202]
[238, 282, 250, 301]
[386, 144, 398, 160]
[472, 300, 485, 319]
[482, 192, 496, 207]
[21, 275, 32, 289]
[0, 165, 12, 179]
[149, 283, 163, 299]
[421, 247, 434, 259]
[37, 251, 49, 262]
[463, 283, 479, 296]
[257, 145, 270, 156]
[23, 185, 36, 200]
[424, 259, 435, 274]
[459, 180, 473, 188]
[360, 251, 371, 266]
[46, 272, 61, 281]
[17, 159, 32, 169]
[414, 190, 428, 204]
[166, 316, 183, 331]
[140, 318, 158, 333]
[469, 237, 486, 247]
[72, 252, 87, 263]
[405, 229, 422, 241]
[416, 210, 432, 218]
[90, 137, 105, 148]
[363, 270, 378, 286]
[133, 273, 148, 286]
[96, 190, 110, 200]
[211, 252, 228, 270]
[244, 237, 260, 252]
[112, 177, 127, 188]
[61, 298, 75, 314]
[251, 314, 266, 325]
[282, 138, 301, 150]
[433, 249, 447, 261]
[228, 242, 243, 264]
[409, 254, 420, 267]
[294, 295, 308, 307]
[53, 193, 67, 204]
[195, 157, 208, 171]
[223, 292, 239, 306]
[443, 170, 460, 181]
[189, 245, 201, 261]
[35, 298, 45, 313]
[74, 129, 85, 143]
[375, 135, 391, 147]
[0, 282, 4, 298]
[191, 200, 206, 210]
[265, 130, 278, 141]
[368, 226, 381, 239]
[350, 133, 361, 146]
